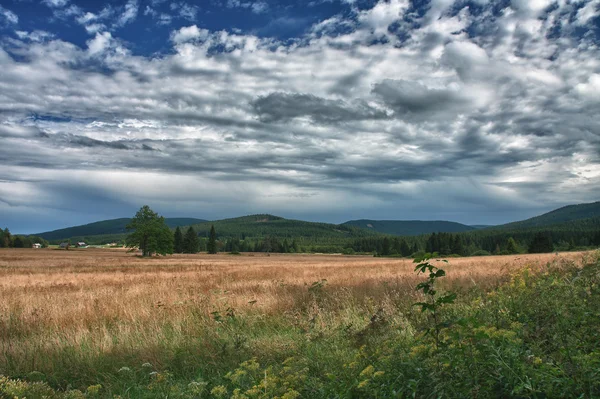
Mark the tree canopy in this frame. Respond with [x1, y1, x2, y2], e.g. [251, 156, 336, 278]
[126, 206, 173, 257]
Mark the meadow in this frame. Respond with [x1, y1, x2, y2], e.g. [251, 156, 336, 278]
[1, 249, 599, 398]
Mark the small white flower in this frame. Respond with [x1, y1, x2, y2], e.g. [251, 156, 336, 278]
[142, 362, 152, 369]
[118, 367, 131, 373]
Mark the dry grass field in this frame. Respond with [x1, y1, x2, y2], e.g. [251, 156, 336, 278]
[0, 248, 597, 397]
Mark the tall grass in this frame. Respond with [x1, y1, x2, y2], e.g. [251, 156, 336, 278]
[0, 249, 597, 397]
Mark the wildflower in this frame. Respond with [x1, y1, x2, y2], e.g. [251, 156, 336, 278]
[281, 389, 301, 399]
[210, 385, 228, 398]
[86, 384, 102, 396]
[188, 381, 208, 394]
[373, 371, 385, 379]
[142, 362, 153, 369]
[118, 367, 131, 374]
[357, 379, 369, 389]
[359, 365, 375, 378]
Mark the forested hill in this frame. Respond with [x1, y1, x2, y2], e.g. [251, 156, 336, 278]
[188, 214, 376, 239]
[342, 219, 476, 236]
[37, 218, 206, 241]
[491, 201, 600, 230]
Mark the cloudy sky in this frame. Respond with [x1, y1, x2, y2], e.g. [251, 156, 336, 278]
[1, 0, 599, 233]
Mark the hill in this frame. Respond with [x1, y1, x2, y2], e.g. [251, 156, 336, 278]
[492, 201, 600, 230]
[188, 214, 376, 240]
[35, 214, 378, 245]
[342, 219, 476, 236]
[37, 217, 206, 242]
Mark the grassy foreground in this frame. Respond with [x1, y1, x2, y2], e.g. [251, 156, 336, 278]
[1, 250, 599, 398]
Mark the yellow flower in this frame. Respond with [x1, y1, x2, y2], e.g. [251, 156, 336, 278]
[210, 385, 228, 398]
[359, 365, 375, 378]
[357, 379, 369, 389]
[86, 384, 102, 396]
[281, 389, 301, 399]
[373, 371, 385, 379]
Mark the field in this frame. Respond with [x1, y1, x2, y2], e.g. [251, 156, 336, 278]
[1, 249, 599, 398]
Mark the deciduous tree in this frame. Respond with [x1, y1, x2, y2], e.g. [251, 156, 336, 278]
[126, 205, 173, 257]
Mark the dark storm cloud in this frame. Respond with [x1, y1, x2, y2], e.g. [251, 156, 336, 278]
[372, 79, 469, 117]
[251, 92, 389, 123]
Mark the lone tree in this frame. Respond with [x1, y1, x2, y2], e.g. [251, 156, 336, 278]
[126, 205, 174, 257]
[183, 226, 200, 254]
[174, 226, 184, 254]
[207, 225, 217, 254]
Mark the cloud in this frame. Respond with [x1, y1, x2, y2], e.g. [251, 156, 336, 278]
[226, 0, 269, 14]
[41, 0, 69, 7]
[170, 25, 210, 44]
[170, 2, 199, 20]
[15, 30, 55, 42]
[86, 31, 113, 55]
[575, 0, 600, 26]
[372, 80, 470, 117]
[252, 92, 389, 123]
[0, 5, 18, 25]
[1, 0, 600, 230]
[114, 0, 138, 28]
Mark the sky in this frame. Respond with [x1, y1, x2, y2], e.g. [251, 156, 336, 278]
[0, 0, 599, 233]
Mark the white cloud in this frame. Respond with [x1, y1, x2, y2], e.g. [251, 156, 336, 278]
[226, 0, 269, 14]
[42, 0, 69, 7]
[358, 0, 409, 34]
[86, 31, 113, 55]
[0, 5, 18, 25]
[170, 25, 210, 44]
[575, 0, 600, 25]
[15, 30, 55, 42]
[114, 0, 139, 28]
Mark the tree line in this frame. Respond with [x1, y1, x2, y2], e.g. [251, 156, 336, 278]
[0, 228, 49, 248]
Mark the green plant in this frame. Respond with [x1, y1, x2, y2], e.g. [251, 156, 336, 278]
[413, 257, 456, 354]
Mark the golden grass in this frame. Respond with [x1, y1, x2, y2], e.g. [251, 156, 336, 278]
[0, 248, 591, 375]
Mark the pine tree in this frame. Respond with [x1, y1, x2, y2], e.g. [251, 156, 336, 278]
[282, 238, 290, 253]
[506, 237, 518, 254]
[382, 237, 391, 255]
[174, 226, 184, 253]
[183, 226, 199, 254]
[528, 232, 553, 254]
[207, 225, 217, 254]
[400, 240, 410, 257]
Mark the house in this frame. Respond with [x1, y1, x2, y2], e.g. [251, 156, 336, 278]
[76, 242, 87, 248]
[32, 243, 42, 249]
[59, 242, 70, 249]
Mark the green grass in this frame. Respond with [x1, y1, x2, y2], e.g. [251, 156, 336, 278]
[2, 253, 600, 398]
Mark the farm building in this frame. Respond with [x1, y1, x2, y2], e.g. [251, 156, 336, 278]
[59, 243, 69, 249]
[32, 243, 42, 249]
[76, 242, 88, 248]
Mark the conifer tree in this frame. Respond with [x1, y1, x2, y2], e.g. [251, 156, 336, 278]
[174, 226, 184, 253]
[183, 226, 199, 254]
[207, 225, 217, 254]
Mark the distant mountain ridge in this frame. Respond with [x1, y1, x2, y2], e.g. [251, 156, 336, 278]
[342, 219, 476, 236]
[492, 201, 600, 231]
[187, 214, 376, 239]
[32, 201, 600, 244]
[37, 218, 207, 241]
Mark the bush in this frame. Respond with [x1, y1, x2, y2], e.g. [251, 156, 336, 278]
[470, 249, 491, 256]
